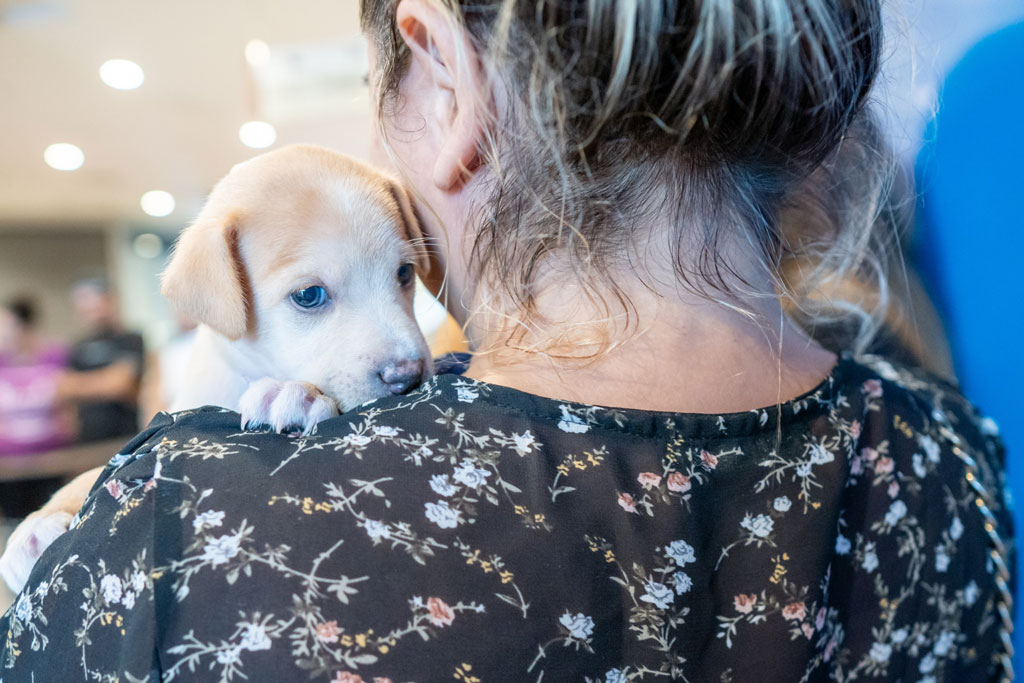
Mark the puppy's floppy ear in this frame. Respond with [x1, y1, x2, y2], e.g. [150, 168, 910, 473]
[161, 212, 250, 340]
[387, 181, 431, 276]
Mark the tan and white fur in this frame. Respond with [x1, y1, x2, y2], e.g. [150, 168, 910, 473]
[0, 145, 432, 594]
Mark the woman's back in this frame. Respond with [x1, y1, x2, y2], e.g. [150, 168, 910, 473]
[1, 355, 1011, 681]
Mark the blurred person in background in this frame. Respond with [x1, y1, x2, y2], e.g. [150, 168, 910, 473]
[57, 277, 144, 442]
[0, 297, 71, 519]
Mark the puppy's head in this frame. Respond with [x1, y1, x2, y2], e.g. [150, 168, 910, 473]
[162, 144, 433, 410]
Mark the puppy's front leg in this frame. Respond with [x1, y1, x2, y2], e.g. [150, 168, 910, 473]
[238, 378, 339, 435]
[0, 466, 102, 594]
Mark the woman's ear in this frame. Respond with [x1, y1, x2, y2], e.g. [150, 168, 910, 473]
[395, 0, 488, 191]
[161, 212, 250, 341]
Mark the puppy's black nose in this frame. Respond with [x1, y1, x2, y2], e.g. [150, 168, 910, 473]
[379, 358, 425, 395]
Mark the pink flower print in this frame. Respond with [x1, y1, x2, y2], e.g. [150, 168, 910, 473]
[316, 620, 340, 643]
[734, 593, 757, 614]
[332, 673, 364, 683]
[782, 601, 807, 621]
[816, 607, 826, 631]
[701, 450, 719, 470]
[617, 493, 637, 513]
[426, 597, 455, 627]
[105, 479, 124, 500]
[863, 379, 883, 397]
[849, 420, 861, 440]
[666, 472, 691, 493]
[802, 622, 815, 639]
[887, 481, 899, 498]
[876, 456, 894, 474]
[861, 447, 878, 462]
[637, 472, 661, 490]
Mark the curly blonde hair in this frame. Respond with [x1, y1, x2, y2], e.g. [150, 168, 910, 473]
[362, 0, 895, 356]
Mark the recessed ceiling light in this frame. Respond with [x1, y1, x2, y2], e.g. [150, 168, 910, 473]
[245, 39, 271, 68]
[43, 143, 84, 171]
[141, 190, 175, 217]
[132, 233, 164, 259]
[239, 121, 276, 149]
[99, 59, 145, 90]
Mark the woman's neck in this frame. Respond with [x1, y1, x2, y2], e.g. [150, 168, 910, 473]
[464, 280, 837, 414]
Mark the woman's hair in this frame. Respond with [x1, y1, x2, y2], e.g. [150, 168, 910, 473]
[3, 297, 37, 329]
[362, 0, 894, 354]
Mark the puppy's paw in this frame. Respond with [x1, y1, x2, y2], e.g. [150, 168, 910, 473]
[239, 378, 339, 435]
[0, 511, 75, 595]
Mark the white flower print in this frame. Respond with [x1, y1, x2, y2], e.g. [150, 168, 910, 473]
[809, 443, 835, 465]
[949, 516, 963, 541]
[122, 590, 136, 610]
[964, 580, 979, 606]
[639, 580, 674, 609]
[559, 611, 595, 640]
[919, 434, 940, 464]
[512, 431, 537, 455]
[796, 462, 812, 477]
[240, 623, 272, 651]
[741, 514, 774, 538]
[884, 500, 907, 526]
[919, 653, 937, 674]
[835, 534, 851, 555]
[202, 533, 242, 567]
[131, 570, 147, 593]
[373, 425, 399, 438]
[456, 386, 478, 403]
[862, 548, 879, 573]
[101, 574, 123, 605]
[605, 669, 628, 683]
[773, 496, 792, 512]
[192, 510, 226, 533]
[935, 548, 950, 573]
[664, 539, 696, 566]
[363, 519, 391, 542]
[912, 453, 926, 478]
[557, 406, 589, 434]
[216, 646, 241, 666]
[453, 460, 490, 489]
[672, 572, 693, 594]
[980, 416, 1000, 436]
[933, 631, 955, 657]
[424, 500, 461, 529]
[869, 642, 892, 663]
[429, 474, 458, 496]
[891, 627, 908, 644]
[345, 433, 371, 447]
[13, 594, 31, 622]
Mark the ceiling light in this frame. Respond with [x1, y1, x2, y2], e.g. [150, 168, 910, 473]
[132, 233, 164, 259]
[99, 59, 145, 90]
[43, 143, 84, 171]
[245, 39, 271, 68]
[141, 190, 175, 217]
[239, 121, 276, 149]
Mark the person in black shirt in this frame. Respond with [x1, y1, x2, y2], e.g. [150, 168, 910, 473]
[60, 277, 144, 442]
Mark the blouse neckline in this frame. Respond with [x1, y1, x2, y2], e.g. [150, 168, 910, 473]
[420, 354, 857, 440]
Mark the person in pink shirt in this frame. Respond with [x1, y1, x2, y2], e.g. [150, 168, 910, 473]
[0, 297, 71, 519]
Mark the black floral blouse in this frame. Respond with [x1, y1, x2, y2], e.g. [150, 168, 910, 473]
[0, 354, 1014, 682]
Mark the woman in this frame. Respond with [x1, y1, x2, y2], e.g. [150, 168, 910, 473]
[0, 298, 71, 519]
[1, 0, 1012, 681]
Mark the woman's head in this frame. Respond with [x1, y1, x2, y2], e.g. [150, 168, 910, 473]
[0, 297, 37, 352]
[362, 0, 890, 353]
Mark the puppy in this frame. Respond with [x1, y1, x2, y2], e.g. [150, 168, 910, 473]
[0, 145, 433, 593]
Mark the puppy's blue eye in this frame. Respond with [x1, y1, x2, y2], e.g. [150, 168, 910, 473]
[397, 263, 414, 288]
[291, 286, 327, 309]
